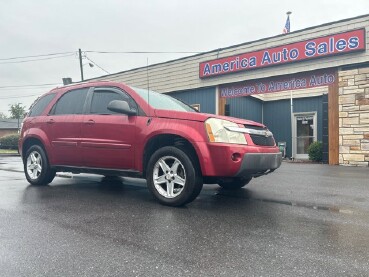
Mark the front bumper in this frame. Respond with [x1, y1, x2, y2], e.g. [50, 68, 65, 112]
[235, 152, 282, 177]
[195, 142, 282, 177]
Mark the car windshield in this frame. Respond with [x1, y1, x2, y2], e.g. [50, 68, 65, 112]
[130, 86, 197, 112]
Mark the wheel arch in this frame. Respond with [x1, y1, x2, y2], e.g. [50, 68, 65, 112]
[21, 135, 49, 162]
[142, 134, 202, 177]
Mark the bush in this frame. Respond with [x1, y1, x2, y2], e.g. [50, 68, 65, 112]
[307, 141, 323, 162]
[0, 134, 20, 150]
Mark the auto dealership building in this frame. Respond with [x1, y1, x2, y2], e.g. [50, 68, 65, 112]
[92, 14, 369, 166]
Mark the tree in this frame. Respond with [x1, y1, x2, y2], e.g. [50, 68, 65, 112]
[9, 103, 26, 120]
[0, 112, 8, 119]
[9, 103, 26, 131]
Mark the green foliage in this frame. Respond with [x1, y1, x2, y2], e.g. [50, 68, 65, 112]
[0, 112, 8, 119]
[0, 134, 20, 150]
[307, 141, 323, 162]
[9, 103, 26, 119]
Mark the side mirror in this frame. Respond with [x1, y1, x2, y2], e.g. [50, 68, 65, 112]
[107, 100, 137, 115]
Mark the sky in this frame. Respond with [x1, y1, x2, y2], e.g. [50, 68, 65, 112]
[0, 0, 368, 116]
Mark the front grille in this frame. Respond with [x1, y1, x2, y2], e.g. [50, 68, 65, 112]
[249, 134, 275, 146]
[244, 124, 275, 146]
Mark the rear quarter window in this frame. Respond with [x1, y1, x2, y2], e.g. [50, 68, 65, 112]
[28, 93, 56, 117]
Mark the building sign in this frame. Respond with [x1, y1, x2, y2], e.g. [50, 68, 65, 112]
[200, 29, 365, 78]
[220, 70, 335, 98]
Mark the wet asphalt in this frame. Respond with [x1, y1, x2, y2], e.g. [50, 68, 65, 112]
[0, 156, 369, 276]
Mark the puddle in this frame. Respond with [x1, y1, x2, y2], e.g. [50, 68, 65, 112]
[215, 191, 356, 215]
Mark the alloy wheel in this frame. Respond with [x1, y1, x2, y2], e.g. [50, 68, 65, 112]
[26, 151, 42, 180]
[153, 155, 186, 198]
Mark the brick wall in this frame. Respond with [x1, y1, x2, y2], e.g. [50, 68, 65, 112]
[338, 67, 369, 166]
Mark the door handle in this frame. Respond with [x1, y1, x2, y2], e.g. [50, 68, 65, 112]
[46, 119, 55, 124]
[84, 119, 95, 125]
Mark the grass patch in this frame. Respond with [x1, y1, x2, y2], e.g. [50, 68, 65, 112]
[0, 149, 18, 154]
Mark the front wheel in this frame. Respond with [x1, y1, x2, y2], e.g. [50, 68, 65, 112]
[218, 177, 252, 190]
[146, 146, 203, 206]
[24, 145, 56, 186]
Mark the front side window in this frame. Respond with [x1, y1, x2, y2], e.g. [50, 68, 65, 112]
[90, 91, 124, 114]
[51, 88, 89, 115]
[28, 93, 56, 117]
[90, 89, 138, 114]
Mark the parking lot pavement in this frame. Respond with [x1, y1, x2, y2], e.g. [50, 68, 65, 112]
[1, 156, 369, 276]
[233, 161, 369, 213]
[5, 156, 366, 213]
[0, 155, 23, 172]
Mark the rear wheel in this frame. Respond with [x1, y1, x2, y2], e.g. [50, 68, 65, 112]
[146, 146, 203, 206]
[218, 177, 252, 190]
[24, 145, 56, 186]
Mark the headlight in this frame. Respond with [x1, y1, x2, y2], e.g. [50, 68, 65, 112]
[205, 118, 247, 145]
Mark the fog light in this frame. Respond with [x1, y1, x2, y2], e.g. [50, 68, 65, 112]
[231, 153, 241, 162]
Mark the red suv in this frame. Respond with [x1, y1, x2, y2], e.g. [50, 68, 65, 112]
[19, 81, 282, 206]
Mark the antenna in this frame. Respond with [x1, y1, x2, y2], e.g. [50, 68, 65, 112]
[146, 57, 150, 114]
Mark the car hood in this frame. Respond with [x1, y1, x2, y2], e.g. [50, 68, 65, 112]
[154, 109, 265, 128]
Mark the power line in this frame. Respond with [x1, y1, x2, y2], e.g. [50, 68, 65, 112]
[0, 49, 202, 66]
[0, 50, 200, 62]
[0, 53, 75, 64]
[85, 56, 110, 74]
[0, 87, 57, 91]
[0, 83, 60, 89]
[85, 50, 202, 54]
[0, 51, 75, 61]
[0, 83, 60, 97]
[0, 94, 41, 99]
[0, 53, 75, 65]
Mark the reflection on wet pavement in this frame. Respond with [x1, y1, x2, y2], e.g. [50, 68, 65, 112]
[1, 156, 369, 276]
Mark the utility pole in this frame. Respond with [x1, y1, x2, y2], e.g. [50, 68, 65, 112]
[79, 48, 84, 81]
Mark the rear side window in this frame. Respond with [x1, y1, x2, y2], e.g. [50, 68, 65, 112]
[28, 93, 56, 117]
[51, 88, 89, 115]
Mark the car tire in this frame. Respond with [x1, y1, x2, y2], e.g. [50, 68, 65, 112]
[218, 177, 252, 190]
[146, 146, 203, 206]
[24, 145, 56, 186]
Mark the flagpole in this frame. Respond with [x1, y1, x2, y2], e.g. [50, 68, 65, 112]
[286, 11, 293, 159]
[283, 11, 292, 34]
[291, 90, 294, 160]
[287, 11, 292, 24]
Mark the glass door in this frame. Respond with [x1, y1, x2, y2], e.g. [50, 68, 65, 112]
[294, 113, 317, 159]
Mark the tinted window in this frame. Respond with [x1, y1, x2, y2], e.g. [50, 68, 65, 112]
[90, 89, 137, 114]
[52, 88, 88, 115]
[29, 93, 56, 117]
[90, 91, 124, 114]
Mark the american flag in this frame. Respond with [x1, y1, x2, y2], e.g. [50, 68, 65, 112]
[283, 14, 290, 34]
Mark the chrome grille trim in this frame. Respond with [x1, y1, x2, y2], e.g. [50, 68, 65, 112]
[224, 126, 273, 138]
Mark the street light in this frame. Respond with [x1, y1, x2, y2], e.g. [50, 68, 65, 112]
[79, 49, 109, 80]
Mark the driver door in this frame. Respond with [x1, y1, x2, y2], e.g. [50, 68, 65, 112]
[81, 87, 137, 170]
